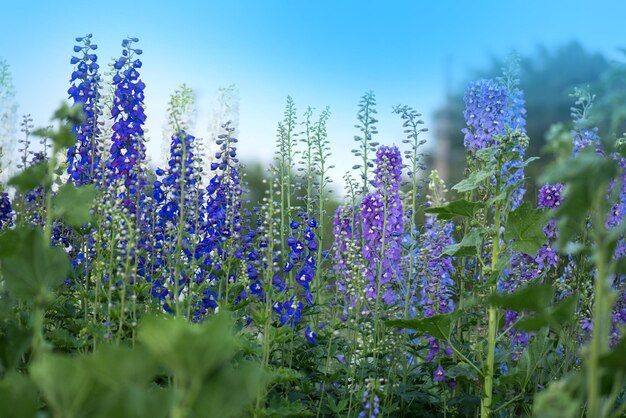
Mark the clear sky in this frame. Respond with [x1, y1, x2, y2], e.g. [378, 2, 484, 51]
[1, 0, 626, 185]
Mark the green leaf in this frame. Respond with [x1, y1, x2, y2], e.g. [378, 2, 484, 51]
[192, 360, 267, 418]
[532, 377, 582, 418]
[53, 183, 96, 227]
[53, 102, 85, 125]
[30, 353, 99, 418]
[138, 312, 239, 380]
[0, 228, 69, 303]
[541, 150, 618, 247]
[445, 363, 479, 381]
[442, 228, 482, 257]
[425, 199, 484, 220]
[8, 162, 47, 192]
[516, 294, 579, 332]
[599, 336, 626, 372]
[51, 124, 76, 149]
[0, 372, 39, 418]
[452, 167, 495, 193]
[504, 202, 549, 255]
[0, 321, 32, 371]
[489, 282, 554, 313]
[386, 313, 455, 340]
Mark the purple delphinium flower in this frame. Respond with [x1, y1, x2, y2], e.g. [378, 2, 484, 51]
[0, 192, 13, 230]
[66, 34, 102, 186]
[433, 364, 446, 382]
[359, 380, 381, 418]
[361, 145, 403, 305]
[538, 184, 564, 209]
[418, 217, 456, 317]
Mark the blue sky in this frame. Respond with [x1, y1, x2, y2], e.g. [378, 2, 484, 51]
[2, 0, 626, 182]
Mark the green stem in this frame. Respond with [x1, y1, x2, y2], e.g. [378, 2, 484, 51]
[482, 177, 502, 418]
[587, 189, 612, 418]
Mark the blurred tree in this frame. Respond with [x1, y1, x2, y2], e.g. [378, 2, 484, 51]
[436, 41, 610, 187]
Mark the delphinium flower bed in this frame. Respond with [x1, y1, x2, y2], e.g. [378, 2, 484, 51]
[0, 35, 624, 418]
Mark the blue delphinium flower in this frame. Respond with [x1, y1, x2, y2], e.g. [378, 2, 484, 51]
[22, 152, 47, 226]
[150, 130, 206, 314]
[273, 297, 304, 327]
[199, 122, 243, 275]
[572, 127, 602, 157]
[106, 37, 146, 212]
[461, 79, 509, 152]
[66, 34, 102, 186]
[462, 71, 528, 209]
[500, 62, 528, 209]
[305, 326, 317, 345]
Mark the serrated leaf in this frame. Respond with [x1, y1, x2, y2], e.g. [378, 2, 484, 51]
[516, 294, 579, 332]
[386, 313, 455, 340]
[51, 124, 76, 148]
[52, 183, 96, 227]
[0, 372, 39, 418]
[0, 228, 69, 303]
[599, 336, 626, 372]
[541, 150, 618, 248]
[489, 282, 553, 313]
[442, 228, 482, 257]
[445, 363, 479, 381]
[8, 162, 48, 192]
[452, 168, 495, 193]
[504, 202, 549, 255]
[138, 313, 239, 380]
[425, 199, 484, 220]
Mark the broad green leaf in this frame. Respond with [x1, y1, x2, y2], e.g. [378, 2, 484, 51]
[532, 378, 582, 418]
[425, 199, 484, 220]
[138, 312, 239, 380]
[53, 183, 96, 227]
[489, 282, 553, 313]
[30, 353, 99, 418]
[442, 228, 482, 257]
[504, 202, 549, 255]
[599, 336, 626, 372]
[445, 363, 479, 381]
[541, 150, 618, 247]
[192, 360, 267, 418]
[386, 313, 455, 340]
[0, 228, 69, 303]
[0, 372, 39, 418]
[452, 168, 495, 193]
[51, 124, 76, 149]
[0, 321, 32, 371]
[516, 294, 579, 332]
[8, 162, 47, 192]
[53, 102, 85, 125]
